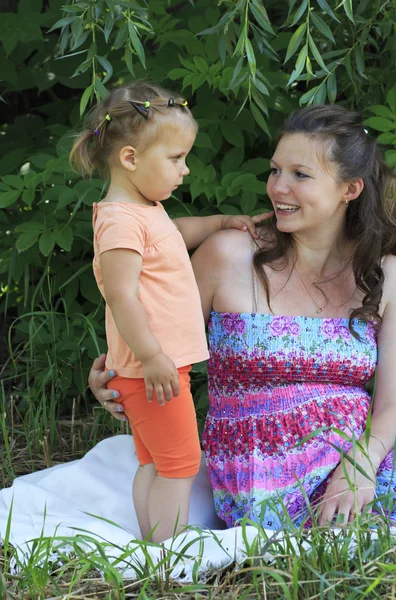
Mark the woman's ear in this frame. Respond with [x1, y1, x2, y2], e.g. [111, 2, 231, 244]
[119, 145, 138, 172]
[344, 178, 364, 202]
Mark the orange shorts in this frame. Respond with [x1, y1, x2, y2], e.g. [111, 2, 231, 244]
[107, 365, 201, 479]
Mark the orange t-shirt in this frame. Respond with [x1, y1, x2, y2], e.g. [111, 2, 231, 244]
[92, 201, 209, 377]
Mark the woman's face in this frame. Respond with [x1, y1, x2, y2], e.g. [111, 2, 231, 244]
[267, 133, 348, 236]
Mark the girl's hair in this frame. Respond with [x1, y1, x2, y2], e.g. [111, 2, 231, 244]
[70, 80, 196, 177]
[254, 104, 396, 334]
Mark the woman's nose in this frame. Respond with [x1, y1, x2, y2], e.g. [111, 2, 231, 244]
[271, 176, 289, 194]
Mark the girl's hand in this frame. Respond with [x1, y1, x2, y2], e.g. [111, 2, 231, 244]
[88, 354, 126, 421]
[222, 211, 274, 239]
[317, 454, 376, 526]
[142, 352, 180, 406]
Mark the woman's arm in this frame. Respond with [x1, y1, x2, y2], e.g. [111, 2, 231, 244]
[319, 255, 396, 525]
[359, 255, 396, 464]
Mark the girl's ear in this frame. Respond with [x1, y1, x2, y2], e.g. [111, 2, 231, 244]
[344, 178, 364, 202]
[119, 145, 138, 172]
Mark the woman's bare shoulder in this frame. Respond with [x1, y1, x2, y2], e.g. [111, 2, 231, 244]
[191, 228, 253, 270]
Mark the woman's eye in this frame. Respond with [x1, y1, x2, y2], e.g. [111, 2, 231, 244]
[270, 167, 279, 176]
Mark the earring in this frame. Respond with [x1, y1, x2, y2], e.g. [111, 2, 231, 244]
[345, 199, 349, 208]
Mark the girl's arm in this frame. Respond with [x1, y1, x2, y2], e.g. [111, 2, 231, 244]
[174, 211, 273, 250]
[100, 249, 179, 403]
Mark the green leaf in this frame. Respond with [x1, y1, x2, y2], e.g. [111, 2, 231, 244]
[250, 1, 275, 35]
[80, 84, 93, 116]
[363, 117, 395, 133]
[94, 78, 108, 101]
[244, 179, 267, 194]
[250, 103, 271, 136]
[168, 68, 190, 80]
[220, 123, 244, 147]
[16, 232, 39, 252]
[377, 133, 396, 145]
[245, 38, 256, 78]
[343, 0, 354, 22]
[284, 23, 306, 63]
[54, 226, 73, 251]
[355, 46, 366, 79]
[15, 221, 45, 233]
[47, 16, 76, 33]
[300, 85, 319, 105]
[39, 231, 55, 256]
[308, 32, 328, 72]
[326, 71, 337, 103]
[124, 44, 134, 76]
[367, 105, 395, 120]
[97, 56, 113, 85]
[2, 175, 24, 190]
[22, 190, 35, 206]
[30, 154, 55, 169]
[104, 10, 114, 43]
[287, 45, 308, 86]
[317, 0, 340, 21]
[128, 21, 146, 69]
[310, 11, 335, 43]
[193, 56, 208, 74]
[194, 132, 213, 149]
[243, 158, 270, 175]
[253, 78, 270, 96]
[0, 190, 20, 208]
[386, 85, 396, 114]
[241, 190, 257, 213]
[114, 24, 128, 50]
[221, 148, 244, 174]
[290, 0, 308, 27]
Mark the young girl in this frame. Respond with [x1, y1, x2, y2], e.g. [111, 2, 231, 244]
[70, 81, 270, 543]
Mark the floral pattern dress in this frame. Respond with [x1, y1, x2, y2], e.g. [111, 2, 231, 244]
[202, 311, 396, 529]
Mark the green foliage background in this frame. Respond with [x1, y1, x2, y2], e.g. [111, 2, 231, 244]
[1, 0, 396, 424]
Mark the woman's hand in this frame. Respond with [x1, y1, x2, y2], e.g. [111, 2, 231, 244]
[317, 453, 376, 526]
[222, 211, 274, 239]
[88, 354, 126, 421]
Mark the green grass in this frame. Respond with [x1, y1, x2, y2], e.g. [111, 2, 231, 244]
[2, 380, 396, 598]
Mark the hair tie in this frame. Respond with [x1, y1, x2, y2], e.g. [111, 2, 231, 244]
[93, 113, 111, 137]
[181, 100, 188, 106]
[129, 100, 150, 119]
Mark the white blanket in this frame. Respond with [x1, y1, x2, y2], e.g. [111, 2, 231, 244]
[1, 435, 394, 580]
[0, 435, 272, 580]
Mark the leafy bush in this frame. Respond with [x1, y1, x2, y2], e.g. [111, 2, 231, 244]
[1, 0, 396, 423]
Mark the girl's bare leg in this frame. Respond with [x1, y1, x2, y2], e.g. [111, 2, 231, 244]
[132, 463, 157, 539]
[148, 475, 195, 543]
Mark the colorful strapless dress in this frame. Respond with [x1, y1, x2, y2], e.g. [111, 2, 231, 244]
[202, 311, 396, 528]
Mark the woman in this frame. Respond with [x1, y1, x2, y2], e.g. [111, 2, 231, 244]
[90, 105, 396, 529]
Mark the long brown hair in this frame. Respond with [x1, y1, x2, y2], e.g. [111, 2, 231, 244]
[70, 80, 196, 177]
[254, 104, 396, 333]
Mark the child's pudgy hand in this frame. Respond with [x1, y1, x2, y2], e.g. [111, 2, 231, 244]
[222, 211, 274, 238]
[142, 352, 180, 405]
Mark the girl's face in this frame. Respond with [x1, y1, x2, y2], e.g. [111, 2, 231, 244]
[131, 122, 196, 202]
[267, 134, 349, 237]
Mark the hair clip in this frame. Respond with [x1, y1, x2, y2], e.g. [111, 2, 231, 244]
[168, 98, 175, 107]
[129, 100, 150, 119]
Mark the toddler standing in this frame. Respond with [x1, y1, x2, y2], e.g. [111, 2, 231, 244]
[70, 81, 267, 542]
